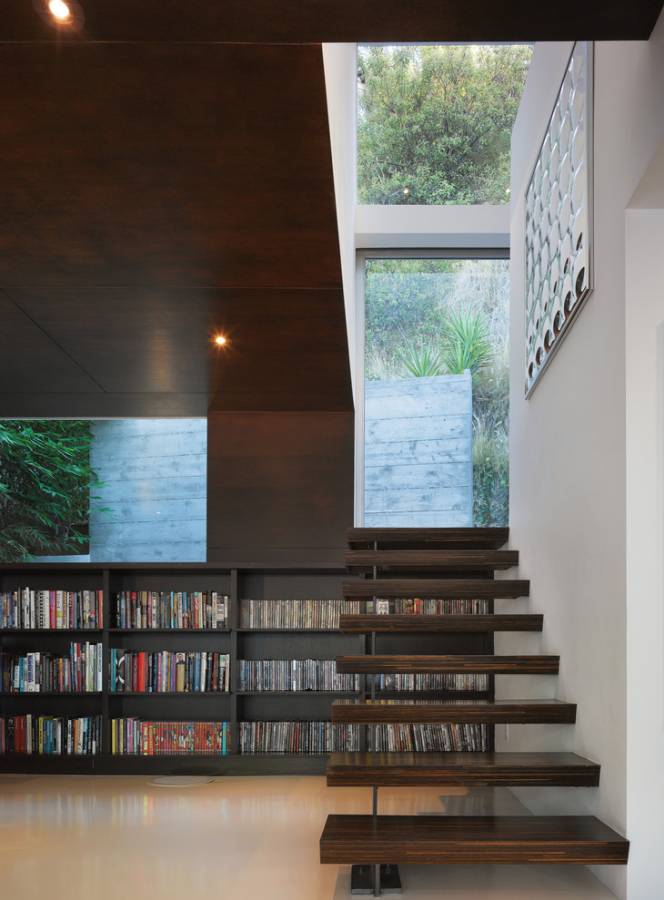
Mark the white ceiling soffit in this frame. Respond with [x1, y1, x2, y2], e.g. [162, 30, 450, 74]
[355, 203, 511, 249]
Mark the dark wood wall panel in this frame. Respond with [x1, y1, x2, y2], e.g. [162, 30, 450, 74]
[207, 412, 354, 564]
[4, 0, 663, 41]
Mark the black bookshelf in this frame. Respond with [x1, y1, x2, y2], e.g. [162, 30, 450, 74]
[0, 562, 357, 774]
[0, 561, 494, 774]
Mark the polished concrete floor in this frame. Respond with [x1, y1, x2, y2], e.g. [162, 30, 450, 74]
[0, 774, 618, 899]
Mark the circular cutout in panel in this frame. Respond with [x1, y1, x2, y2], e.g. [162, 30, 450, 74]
[575, 267, 586, 298]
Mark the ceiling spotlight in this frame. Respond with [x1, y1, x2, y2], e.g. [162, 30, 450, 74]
[48, 0, 71, 21]
[213, 334, 228, 347]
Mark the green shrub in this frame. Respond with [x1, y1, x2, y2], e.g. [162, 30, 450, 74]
[441, 307, 493, 375]
[472, 415, 509, 526]
[0, 421, 100, 561]
[398, 344, 445, 377]
[357, 45, 532, 205]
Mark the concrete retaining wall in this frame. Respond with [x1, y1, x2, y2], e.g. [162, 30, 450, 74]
[89, 418, 206, 562]
[364, 373, 473, 527]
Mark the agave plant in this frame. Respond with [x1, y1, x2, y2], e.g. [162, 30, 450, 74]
[441, 307, 493, 374]
[398, 344, 445, 377]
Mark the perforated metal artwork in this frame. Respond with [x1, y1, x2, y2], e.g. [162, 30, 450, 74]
[525, 41, 593, 395]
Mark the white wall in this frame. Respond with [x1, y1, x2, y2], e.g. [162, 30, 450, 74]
[322, 43, 358, 400]
[625, 192, 664, 894]
[356, 203, 509, 249]
[504, 21, 664, 900]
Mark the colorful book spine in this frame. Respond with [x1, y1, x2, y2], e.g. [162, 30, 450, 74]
[239, 721, 360, 754]
[0, 643, 103, 693]
[113, 591, 229, 630]
[0, 715, 101, 755]
[110, 719, 230, 755]
[240, 599, 361, 630]
[110, 650, 230, 693]
[238, 659, 359, 692]
[375, 673, 488, 691]
[0, 589, 103, 630]
[374, 598, 490, 615]
[368, 724, 488, 752]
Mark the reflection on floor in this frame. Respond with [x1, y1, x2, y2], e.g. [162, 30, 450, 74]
[0, 775, 617, 899]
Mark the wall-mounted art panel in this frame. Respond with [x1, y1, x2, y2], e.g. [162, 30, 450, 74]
[525, 41, 593, 396]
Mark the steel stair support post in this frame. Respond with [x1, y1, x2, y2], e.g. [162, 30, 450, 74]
[350, 542, 401, 895]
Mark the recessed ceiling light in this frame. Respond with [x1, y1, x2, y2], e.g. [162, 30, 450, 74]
[48, 0, 71, 21]
[213, 334, 228, 347]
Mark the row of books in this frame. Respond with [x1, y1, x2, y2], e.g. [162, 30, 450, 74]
[110, 650, 230, 693]
[240, 599, 360, 630]
[238, 659, 359, 693]
[114, 591, 229, 631]
[238, 721, 361, 753]
[111, 718, 230, 755]
[374, 598, 491, 615]
[0, 720, 488, 756]
[0, 589, 103, 630]
[0, 715, 102, 755]
[369, 723, 488, 752]
[375, 673, 489, 692]
[0, 644, 103, 693]
[1, 592, 493, 632]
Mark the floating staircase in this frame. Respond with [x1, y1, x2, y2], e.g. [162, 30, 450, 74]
[320, 527, 629, 895]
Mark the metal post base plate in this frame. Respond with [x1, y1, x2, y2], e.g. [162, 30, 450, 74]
[350, 864, 402, 895]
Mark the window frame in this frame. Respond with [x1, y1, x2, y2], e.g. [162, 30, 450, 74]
[354, 247, 510, 526]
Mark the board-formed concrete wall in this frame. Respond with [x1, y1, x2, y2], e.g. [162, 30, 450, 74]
[364, 372, 473, 527]
[89, 419, 206, 562]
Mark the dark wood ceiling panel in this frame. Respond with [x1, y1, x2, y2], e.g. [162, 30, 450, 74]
[0, 43, 340, 291]
[0, 40, 352, 414]
[4, 0, 663, 41]
[4, 286, 351, 410]
[0, 291, 101, 396]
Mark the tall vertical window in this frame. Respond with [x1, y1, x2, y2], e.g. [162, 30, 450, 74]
[357, 44, 532, 205]
[360, 255, 509, 527]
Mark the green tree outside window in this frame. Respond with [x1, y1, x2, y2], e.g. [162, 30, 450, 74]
[358, 44, 532, 205]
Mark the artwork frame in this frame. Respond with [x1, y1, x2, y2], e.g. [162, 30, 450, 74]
[524, 41, 594, 397]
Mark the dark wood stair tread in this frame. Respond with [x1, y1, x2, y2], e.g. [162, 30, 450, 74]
[320, 815, 628, 865]
[347, 527, 509, 549]
[336, 655, 559, 674]
[343, 578, 529, 599]
[331, 698, 577, 724]
[339, 613, 543, 633]
[345, 549, 519, 572]
[326, 751, 600, 786]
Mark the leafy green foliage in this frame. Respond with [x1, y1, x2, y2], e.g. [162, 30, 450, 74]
[357, 44, 532, 205]
[440, 307, 493, 375]
[364, 258, 460, 380]
[472, 413, 509, 526]
[398, 344, 445, 377]
[0, 421, 100, 561]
